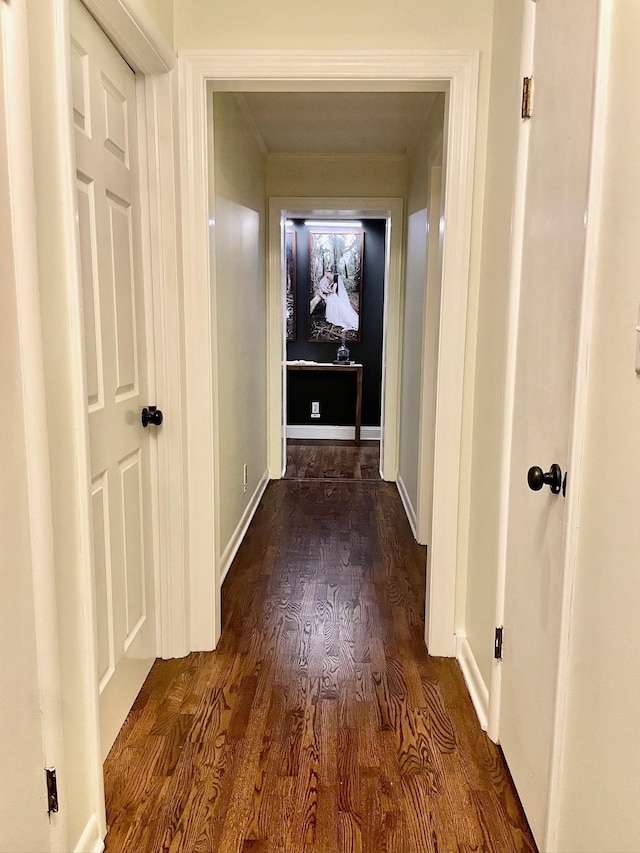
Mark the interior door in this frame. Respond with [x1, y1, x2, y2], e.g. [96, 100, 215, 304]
[500, 0, 599, 846]
[70, 0, 156, 759]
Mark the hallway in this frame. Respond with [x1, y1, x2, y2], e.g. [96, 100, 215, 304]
[103, 481, 535, 852]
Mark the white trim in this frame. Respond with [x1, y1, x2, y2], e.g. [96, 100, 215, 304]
[219, 470, 270, 584]
[81, 0, 174, 74]
[455, 633, 489, 731]
[396, 474, 418, 540]
[379, 214, 393, 482]
[286, 425, 381, 441]
[276, 211, 288, 478]
[488, 0, 536, 744]
[139, 71, 189, 659]
[178, 49, 479, 662]
[179, 49, 476, 86]
[179, 60, 219, 651]
[74, 815, 104, 853]
[426, 53, 478, 657]
[544, 1, 612, 846]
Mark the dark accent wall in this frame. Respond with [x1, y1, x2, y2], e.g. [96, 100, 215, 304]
[286, 218, 386, 427]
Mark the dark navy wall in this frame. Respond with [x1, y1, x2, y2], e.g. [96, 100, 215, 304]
[286, 218, 386, 427]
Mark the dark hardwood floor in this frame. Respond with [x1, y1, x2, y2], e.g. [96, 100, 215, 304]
[103, 480, 536, 852]
[285, 440, 381, 481]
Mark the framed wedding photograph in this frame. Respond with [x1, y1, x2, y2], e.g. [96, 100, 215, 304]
[285, 228, 296, 341]
[308, 228, 363, 343]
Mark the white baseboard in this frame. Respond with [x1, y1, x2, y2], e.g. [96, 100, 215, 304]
[74, 814, 105, 853]
[396, 473, 417, 540]
[455, 632, 489, 731]
[219, 468, 270, 585]
[286, 424, 381, 441]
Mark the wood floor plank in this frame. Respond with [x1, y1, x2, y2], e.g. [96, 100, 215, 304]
[103, 480, 536, 852]
[284, 440, 381, 481]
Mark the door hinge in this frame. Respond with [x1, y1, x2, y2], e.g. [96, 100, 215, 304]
[494, 626, 504, 660]
[45, 767, 59, 815]
[521, 76, 533, 119]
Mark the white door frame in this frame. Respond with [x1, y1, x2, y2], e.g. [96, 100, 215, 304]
[267, 198, 404, 482]
[178, 49, 478, 658]
[26, 0, 181, 848]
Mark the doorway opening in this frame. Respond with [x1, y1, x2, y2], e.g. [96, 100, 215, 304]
[283, 214, 387, 482]
[184, 49, 478, 661]
[268, 196, 406, 488]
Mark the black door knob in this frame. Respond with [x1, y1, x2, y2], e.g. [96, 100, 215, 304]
[527, 463, 562, 494]
[141, 406, 163, 428]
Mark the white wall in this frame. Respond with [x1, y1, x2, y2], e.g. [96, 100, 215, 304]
[0, 223, 51, 853]
[398, 106, 444, 529]
[175, 0, 493, 53]
[211, 93, 269, 554]
[266, 155, 407, 200]
[399, 203, 427, 514]
[555, 4, 640, 848]
[138, 0, 173, 47]
[0, 10, 52, 846]
[417, 160, 443, 547]
[463, 0, 524, 685]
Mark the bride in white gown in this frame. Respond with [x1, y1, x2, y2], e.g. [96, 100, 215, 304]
[325, 274, 359, 331]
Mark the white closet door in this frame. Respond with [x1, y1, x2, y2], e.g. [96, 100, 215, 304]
[71, 0, 156, 759]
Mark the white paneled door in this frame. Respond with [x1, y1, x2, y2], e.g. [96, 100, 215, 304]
[499, 0, 598, 847]
[71, 0, 156, 759]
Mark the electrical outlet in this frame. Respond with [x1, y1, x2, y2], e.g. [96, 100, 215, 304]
[243, 463, 248, 492]
[311, 401, 320, 419]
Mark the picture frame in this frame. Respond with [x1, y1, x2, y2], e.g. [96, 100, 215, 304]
[308, 228, 363, 343]
[285, 229, 296, 341]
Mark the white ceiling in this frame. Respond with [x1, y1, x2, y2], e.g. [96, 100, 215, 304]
[238, 92, 443, 156]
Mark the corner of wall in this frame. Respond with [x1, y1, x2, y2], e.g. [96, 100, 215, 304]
[455, 632, 489, 731]
[463, 0, 525, 690]
[219, 468, 270, 584]
[396, 473, 418, 540]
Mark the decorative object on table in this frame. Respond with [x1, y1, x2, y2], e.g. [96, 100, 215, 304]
[308, 227, 363, 343]
[334, 329, 351, 364]
[285, 228, 296, 341]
